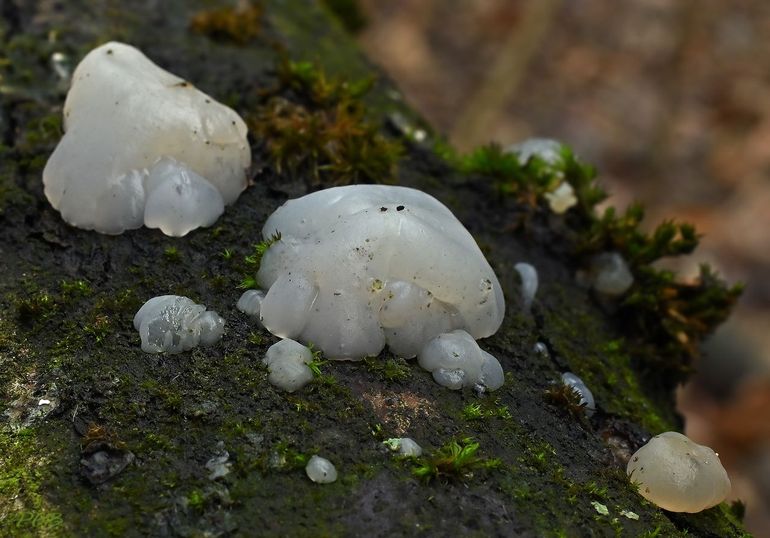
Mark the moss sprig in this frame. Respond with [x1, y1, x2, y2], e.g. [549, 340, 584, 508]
[445, 135, 740, 378]
[411, 438, 501, 481]
[239, 232, 281, 289]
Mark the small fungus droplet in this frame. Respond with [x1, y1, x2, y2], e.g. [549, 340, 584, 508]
[306, 455, 337, 484]
[626, 431, 730, 513]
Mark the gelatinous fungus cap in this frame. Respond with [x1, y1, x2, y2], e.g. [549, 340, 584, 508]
[627, 431, 731, 513]
[257, 185, 505, 359]
[133, 295, 224, 354]
[43, 41, 250, 236]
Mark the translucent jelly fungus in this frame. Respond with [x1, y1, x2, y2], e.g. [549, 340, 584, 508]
[418, 330, 504, 391]
[544, 182, 577, 214]
[591, 252, 634, 296]
[257, 185, 505, 360]
[627, 431, 731, 513]
[237, 289, 265, 319]
[305, 455, 337, 484]
[263, 339, 314, 392]
[43, 41, 250, 236]
[506, 138, 562, 165]
[513, 262, 538, 311]
[133, 296, 225, 353]
[384, 437, 423, 457]
[561, 372, 595, 416]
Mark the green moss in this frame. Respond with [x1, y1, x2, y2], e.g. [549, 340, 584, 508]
[461, 402, 484, 420]
[189, 1, 264, 45]
[59, 279, 92, 298]
[363, 356, 411, 383]
[320, 0, 367, 34]
[15, 291, 57, 325]
[247, 331, 264, 345]
[249, 60, 402, 186]
[163, 246, 181, 262]
[0, 427, 68, 538]
[411, 438, 501, 481]
[460, 400, 512, 421]
[306, 344, 328, 378]
[240, 232, 281, 289]
[443, 141, 604, 211]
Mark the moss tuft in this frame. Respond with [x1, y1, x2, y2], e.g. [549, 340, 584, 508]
[250, 60, 402, 186]
[363, 356, 411, 383]
[189, 2, 264, 45]
[411, 438, 501, 481]
[240, 231, 281, 289]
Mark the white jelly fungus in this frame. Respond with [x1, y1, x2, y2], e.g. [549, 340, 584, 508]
[561, 372, 595, 416]
[544, 182, 577, 214]
[384, 437, 423, 457]
[591, 252, 634, 296]
[237, 289, 265, 319]
[418, 330, 504, 391]
[513, 262, 538, 311]
[256, 185, 505, 360]
[627, 431, 731, 513]
[506, 138, 562, 165]
[43, 41, 250, 236]
[133, 295, 225, 353]
[263, 339, 314, 392]
[305, 455, 337, 484]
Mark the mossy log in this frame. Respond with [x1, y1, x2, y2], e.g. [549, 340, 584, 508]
[0, 1, 748, 537]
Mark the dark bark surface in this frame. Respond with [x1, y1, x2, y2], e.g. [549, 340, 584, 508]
[0, 1, 748, 537]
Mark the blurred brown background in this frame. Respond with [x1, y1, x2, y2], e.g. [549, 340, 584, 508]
[352, 0, 770, 534]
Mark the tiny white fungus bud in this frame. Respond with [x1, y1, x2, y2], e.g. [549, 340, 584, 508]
[397, 438, 423, 457]
[305, 455, 337, 484]
[237, 289, 265, 319]
[591, 252, 634, 296]
[50, 52, 70, 82]
[626, 431, 731, 513]
[263, 339, 314, 392]
[513, 262, 538, 311]
[544, 182, 577, 214]
[384, 437, 423, 457]
[506, 138, 562, 165]
[561, 372, 595, 415]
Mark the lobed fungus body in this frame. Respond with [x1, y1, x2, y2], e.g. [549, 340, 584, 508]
[418, 330, 504, 391]
[256, 185, 505, 360]
[305, 455, 337, 484]
[262, 339, 314, 392]
[627, 431, 731, 513]
[133, 295, 225, 353]
[43, 41, 250, 236]
[513, 262, 538, 311]
[590, 252, 634, 296]
[237, 289, 265, 319]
